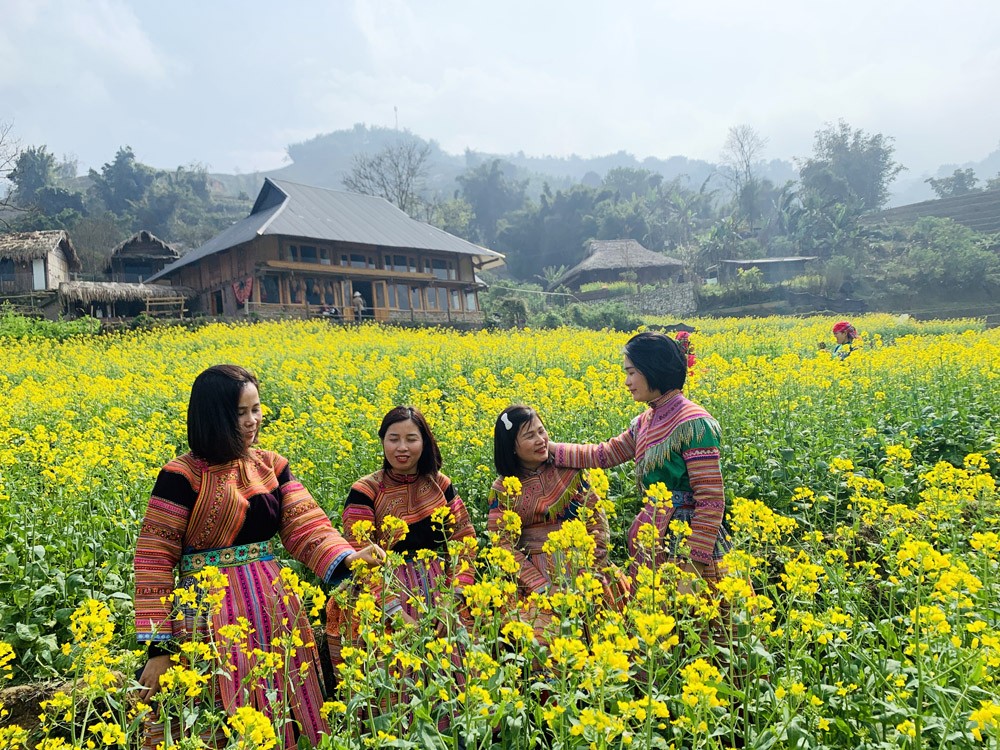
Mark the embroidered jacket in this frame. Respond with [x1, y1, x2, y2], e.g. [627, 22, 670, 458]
[549, 390, 725, 564]
[134, 449, 355, 641]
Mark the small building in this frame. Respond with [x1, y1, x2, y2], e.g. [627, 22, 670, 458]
[0, 230, 81, 294]
[718, 256, 818, 284]
[106, 230, 181, 282]
[554, 239, 684, 290]
[146, 179, 505, 323]
[58, 280, 196, 319]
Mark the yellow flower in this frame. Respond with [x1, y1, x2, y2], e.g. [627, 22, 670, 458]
[227, 705, 277, 750]
[502, 475, 523, 497]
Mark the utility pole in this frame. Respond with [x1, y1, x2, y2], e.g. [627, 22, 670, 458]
[394, 106, 398, 130]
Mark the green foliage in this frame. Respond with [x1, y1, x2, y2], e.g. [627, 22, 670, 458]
[0, 307, 100, 340]
[88, 146, 156, 215]
[785, 274, 825, 293]
[926, 168, 980, 198]
[456, 158, 528, 245]
[798, 119, 905, 211]
[602, 166, 662, 198]
[8, 145, 57, 203]
[425, 197, 475, 240]
[822, 255, 854, 296]
[578, 280, 637, 297]
[697, 268, 774, 308]
[489, 296, 529, 328]
[874, 216, 1000, 294]
[528, 301, 642, 332]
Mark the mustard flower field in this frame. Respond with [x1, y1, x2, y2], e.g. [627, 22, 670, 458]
[0, 315, 998, 749]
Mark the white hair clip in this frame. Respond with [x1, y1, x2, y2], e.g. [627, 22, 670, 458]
[500, 412, 514, 431]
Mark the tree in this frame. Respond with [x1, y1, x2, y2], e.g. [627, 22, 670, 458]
[1, 123, 26, 228]
[9, 145, 56, 204]
[602, 167, 662, 199]
[926, 168, 980, 198]
[456, 159, 527, 246]
[798, 120, 904, 211]
[720, 124, 769, 227]
[89, 146, 156, 216]
[342, 139, 431, 216]
[425, 197, 475, 240]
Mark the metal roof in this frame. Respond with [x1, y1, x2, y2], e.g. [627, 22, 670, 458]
[148, 178, 504, 282]
[720, 257, 818, 265]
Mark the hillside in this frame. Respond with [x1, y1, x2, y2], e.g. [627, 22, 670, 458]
[209, 124, 799, 203]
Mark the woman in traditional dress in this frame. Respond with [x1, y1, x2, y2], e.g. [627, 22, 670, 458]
[488, 405, 628, 623]
[549, 331, 732, 584]
[134, 365, 384, 748]
[831, 320, 861, 359]
[325, 405, 476, 666]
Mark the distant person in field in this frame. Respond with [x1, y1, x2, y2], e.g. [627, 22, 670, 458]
[548, 332, 733, 586]
[134, 365, 384, 749]
[675, 330, 696, 370]
[831, 320, 861, 359]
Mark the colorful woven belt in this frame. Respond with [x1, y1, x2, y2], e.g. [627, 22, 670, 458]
[180, 540, 275, 573]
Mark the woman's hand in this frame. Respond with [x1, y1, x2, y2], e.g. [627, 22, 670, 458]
[346, 543, 386, 568]
[137, 654, 171, 702]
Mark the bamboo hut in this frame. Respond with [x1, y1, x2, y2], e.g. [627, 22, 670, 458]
[105, 230, 181, 282]
[555, 239, 684, 290]
[0, 230, 81, 294]
[58, 280, 195, 319]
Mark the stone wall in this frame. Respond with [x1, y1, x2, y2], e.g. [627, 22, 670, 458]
[608, 282, 698, 317]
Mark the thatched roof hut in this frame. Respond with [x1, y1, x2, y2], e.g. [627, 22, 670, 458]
[0, 230, 81, 270]
[555, 239, 683, 289]
[58, 281, 195, 306]
[104, 230, 181, 274]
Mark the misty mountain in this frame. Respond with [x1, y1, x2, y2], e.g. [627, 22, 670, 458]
[209, 124, 799, 204]
[203, 124, 998, 211]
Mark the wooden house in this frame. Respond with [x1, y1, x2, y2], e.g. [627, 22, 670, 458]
[0, 230, 81, 294]
[105, 230, 180, 282]
[147, 179, 505, 322]
[555, 239, 684, 290]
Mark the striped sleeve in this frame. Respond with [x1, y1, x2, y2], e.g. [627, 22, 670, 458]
[550, 425, 637, 470]
[680, 418, 725, 563]
[276, 461, 355, 583]
[134, 468, 196, 642]
[441, 475, 477, 591]
[487, 485, 549, 594]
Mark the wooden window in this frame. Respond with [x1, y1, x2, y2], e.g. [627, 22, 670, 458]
[395, 284, 410, 311]
[450, 289, 461, 310]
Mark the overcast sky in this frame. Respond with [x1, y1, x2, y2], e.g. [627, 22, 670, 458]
[3, 0, 999, 180]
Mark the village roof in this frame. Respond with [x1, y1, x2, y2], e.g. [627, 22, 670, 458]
[105, 230, 180, 271]
[58, 281, 196, 305]
[0, 229, 81, 270]
[556, 239, 683, 287]
[147, 178, 505, 282]
[720, 256, 818, 265]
